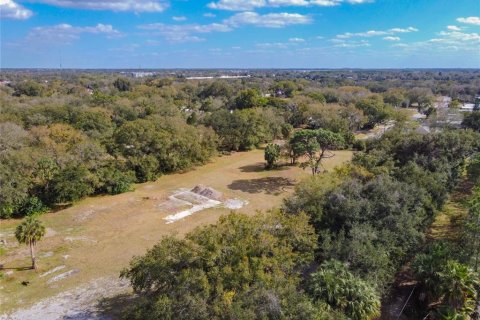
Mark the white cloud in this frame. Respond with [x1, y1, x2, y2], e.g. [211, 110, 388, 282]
[0, 0, 33, 19]
[345, 0, 372, 3]
[391, 43, 408, 48]
[333, 39, 370, 48]
[309, 0, 339, 5]
[337, 26, 418, 38]
[256, 42, 290, 48]
[24, 23, 122, 43]
[437, 30, 480, 42]
[392, 26, 480, 54]
[139, 22, 232, 42]
[447, 25, 462, 31]
[208, 0, 265, 10]
[203, 12, 216, 17]
[388, 27, 418, 33]
[207, 0, 372, 10]
[457, 16, 480, 26]
[225, 11, 311, 28]
[172, 16, 187, 21]
[337, 30, 387, 38]
[289, 37, 305, 42]
[383, 36, 400, 41]
[256, 37, 306, 49]
[32, 0, 169, 12]
[139, 11, 310, 43]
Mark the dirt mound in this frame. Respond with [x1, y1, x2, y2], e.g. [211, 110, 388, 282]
[191, 185, 223, 200]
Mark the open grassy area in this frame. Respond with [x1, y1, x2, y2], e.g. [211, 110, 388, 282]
[0, 148, 352, 315]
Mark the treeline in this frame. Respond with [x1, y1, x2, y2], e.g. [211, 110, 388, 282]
[284, 128, 480, 318]
[120, 128, 480, 319]
[409, 155, 480, 318]
[1, 75, 402, 218]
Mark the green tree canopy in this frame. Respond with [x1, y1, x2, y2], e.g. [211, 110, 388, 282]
[264, 143, 281, 169]
[289, 129, 345, 175]
[121, 211, 319, 319]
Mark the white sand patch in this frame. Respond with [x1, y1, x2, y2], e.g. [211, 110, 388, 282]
[164, 197, 221, 224]
[224, 199, 248, 210]
[162, 189, 221, 224]
[160, 187, 245, 224]
[0, 277, 130, 320]
[40, 265, 66, 278]
[64, 237, 97, 244]
[75, 209, 95, 222]
[45, 228, 57, 238]
[47, 269, 79, 284]
[41, 251, 54, 258]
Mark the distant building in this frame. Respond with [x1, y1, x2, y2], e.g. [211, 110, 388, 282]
[460, 103, 475, 112]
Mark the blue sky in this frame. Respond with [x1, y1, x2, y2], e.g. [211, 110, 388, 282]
[1, 0, 479, 68]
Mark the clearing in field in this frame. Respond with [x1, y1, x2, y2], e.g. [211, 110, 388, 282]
[0, 149, 352, 319]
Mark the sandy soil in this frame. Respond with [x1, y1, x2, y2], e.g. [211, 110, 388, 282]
[0, 277, 130, 320]
[0, 149, 352, 319]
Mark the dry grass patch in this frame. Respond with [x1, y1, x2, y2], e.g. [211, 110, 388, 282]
[0, 149, 352, 315]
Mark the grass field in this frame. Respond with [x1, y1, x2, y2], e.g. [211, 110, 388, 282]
[0, 149, 352, 316]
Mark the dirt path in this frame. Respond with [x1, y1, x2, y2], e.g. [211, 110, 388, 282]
[0, 149, 352, 318]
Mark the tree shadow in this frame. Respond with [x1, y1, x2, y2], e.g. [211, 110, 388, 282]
[228, 177, 295, 195]
[238, 163, 290, 173]
[60, 293, 138, 320]
[93, 293, 139, 320]
[0, 266, 32, 271]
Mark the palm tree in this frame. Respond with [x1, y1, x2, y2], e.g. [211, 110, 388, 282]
[310, 260, 381, 320]
[439, 260, 479, 315]
[15, 216, 46, 270]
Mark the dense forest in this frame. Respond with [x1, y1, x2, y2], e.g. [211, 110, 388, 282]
[1, 69, 480, 319]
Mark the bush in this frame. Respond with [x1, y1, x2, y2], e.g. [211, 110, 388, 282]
[113, 77, 131, 92]
[96, 165, 136, 195]
[264, 143, 281, 169]
[310, 260, 381, 320]
[50, 166, 96, 204]
[353, 139, 366, 151]
[13, 81, 43, 97]
[17, 197, 49, 217]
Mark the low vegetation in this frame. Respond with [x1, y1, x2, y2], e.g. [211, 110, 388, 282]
[122, 127, 480, 320]
[2, 70, 480, 319]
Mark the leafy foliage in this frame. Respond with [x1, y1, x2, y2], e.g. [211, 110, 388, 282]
[264, 143, 281, 169]
[121, 211, 323, 319]
[310, 260, 381, 320]
[289, 129, 345, 174]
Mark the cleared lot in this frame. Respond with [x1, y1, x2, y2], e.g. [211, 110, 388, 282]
[0, 149, 352, 316]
